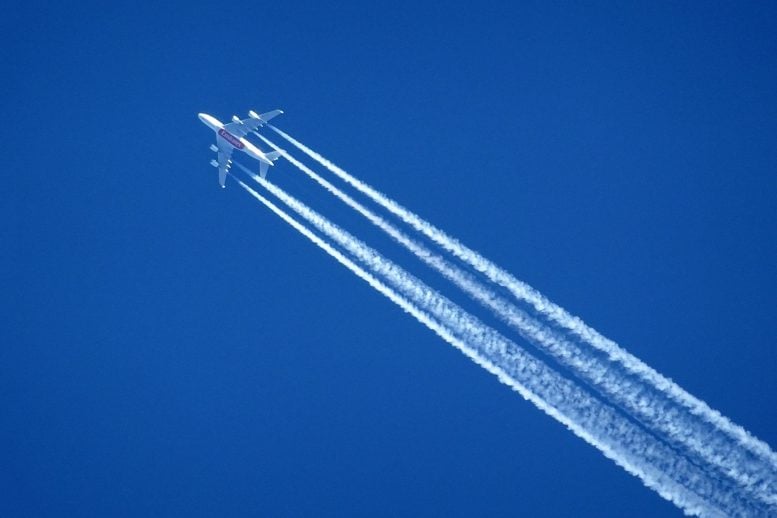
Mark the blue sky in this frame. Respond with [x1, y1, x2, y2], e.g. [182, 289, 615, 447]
[5, 2, 777, 516]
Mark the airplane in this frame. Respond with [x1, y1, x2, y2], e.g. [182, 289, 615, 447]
[198, 109, 284, 187]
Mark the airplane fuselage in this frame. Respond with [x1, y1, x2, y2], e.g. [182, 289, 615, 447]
[198, 113, 272, 165]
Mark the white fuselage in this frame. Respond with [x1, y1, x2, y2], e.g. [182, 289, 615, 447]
[198, 113, 272, 165]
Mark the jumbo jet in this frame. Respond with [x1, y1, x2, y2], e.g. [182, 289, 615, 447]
[198, 109, 283, 187]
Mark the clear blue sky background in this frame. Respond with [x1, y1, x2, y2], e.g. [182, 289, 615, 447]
[5, 2, 777, 516]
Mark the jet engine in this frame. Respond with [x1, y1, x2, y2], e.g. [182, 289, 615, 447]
[210, 159, 219, 168]
[209, 144, 218, 152]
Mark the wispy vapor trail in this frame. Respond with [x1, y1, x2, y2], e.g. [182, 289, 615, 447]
[236, 173, 766, 516]
[253, 135, 777, 505]
[266, 125, 777, 501]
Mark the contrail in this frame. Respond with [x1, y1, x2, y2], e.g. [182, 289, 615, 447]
[267, 125, 777, 491]
[235, 174, 766, 516]
[248, 137, 777, 504]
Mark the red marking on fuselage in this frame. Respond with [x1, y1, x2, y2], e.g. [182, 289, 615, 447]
[218, 128, 244, 149]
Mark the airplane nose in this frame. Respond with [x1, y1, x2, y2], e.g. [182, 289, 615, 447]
[198, 112, 221, 131]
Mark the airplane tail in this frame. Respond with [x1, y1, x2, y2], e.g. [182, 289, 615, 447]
[265, 150, 282, 162]
[259, 151, 282, 179]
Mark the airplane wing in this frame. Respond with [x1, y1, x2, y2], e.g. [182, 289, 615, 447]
[223, 109, 284, 138]
[249, 109, 283, 125]
[217, 148, 233, 188]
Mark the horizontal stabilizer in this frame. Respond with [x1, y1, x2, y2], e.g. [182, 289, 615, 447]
[259, 161, 270, 179]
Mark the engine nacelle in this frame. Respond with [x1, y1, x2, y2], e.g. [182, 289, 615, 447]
[232, 115, 241, 123]
[210, 159, 219, 168]
[210, 144, 219, 152]
[248, 110, 260, 120]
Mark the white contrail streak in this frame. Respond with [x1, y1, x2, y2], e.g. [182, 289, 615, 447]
[250, 136, 777, 504]
[266, 125, 777, 494]
[235, 174, 766, 516]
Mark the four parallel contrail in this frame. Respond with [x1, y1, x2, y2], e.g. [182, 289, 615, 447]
[249, 134, 775, 502]
[266, 125, 777, 504]
[235, 171, 768, 516]
[257, 132, 777, 506]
